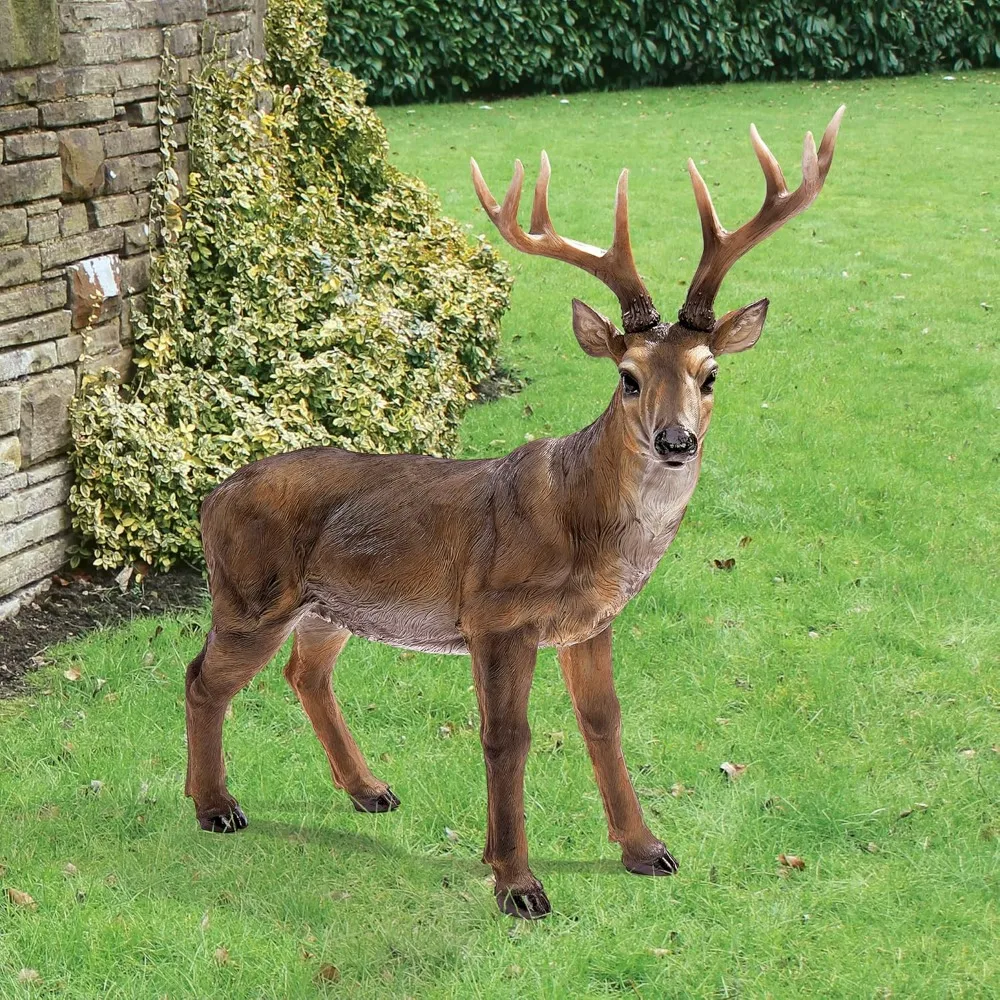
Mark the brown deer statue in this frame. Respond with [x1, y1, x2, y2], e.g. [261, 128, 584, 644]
[184, 107, 845, 919]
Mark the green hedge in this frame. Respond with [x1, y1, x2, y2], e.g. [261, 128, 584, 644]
[324, 0, 1000, 103]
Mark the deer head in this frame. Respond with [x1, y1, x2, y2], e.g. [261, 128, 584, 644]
[471, 106, 845, 468]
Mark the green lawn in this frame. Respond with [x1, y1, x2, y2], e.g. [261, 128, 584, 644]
[2, 72, 999, 998]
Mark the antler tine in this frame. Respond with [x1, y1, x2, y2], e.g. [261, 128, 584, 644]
[470, 153, 660, 333]
[530, 151, 552, 234]
[679, 105, 846, 332]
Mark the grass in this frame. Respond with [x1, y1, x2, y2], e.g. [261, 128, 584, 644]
[2, 71, 999, 998]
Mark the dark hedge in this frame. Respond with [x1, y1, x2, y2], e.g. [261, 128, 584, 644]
[324, 0, 1000, 104]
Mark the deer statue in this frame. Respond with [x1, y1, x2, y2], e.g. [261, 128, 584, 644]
[184, 107, 845, 919]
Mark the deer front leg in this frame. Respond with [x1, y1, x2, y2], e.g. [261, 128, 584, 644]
[467, 628, 550, 920]
[558, 626, 678, 876]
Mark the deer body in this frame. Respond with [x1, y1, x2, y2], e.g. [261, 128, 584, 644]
[184, 108, 844, 919]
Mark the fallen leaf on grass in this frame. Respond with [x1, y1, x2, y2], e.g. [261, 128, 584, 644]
[7, 888, 38, 909]
[64, 666, 81, 682]
[443, 827, 460, 842]
[648, 948, 670, 958]
[670, 782, 693, 798]
[712, 558, 736, 571]
[777, 853, 805, 871]
[959, 748, 976, 759]
[862, 842, 880, 854]
[720, 761, 747, 781]
[18, 969, 40, 983]
[738, 536, 753, 548]
[316, 964, 340, 983]
[63, 863, 78, 876]
[898, 803, 929, 819]
[214, 947, 229, 965]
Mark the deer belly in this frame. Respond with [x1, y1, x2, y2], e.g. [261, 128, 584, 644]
[306, 599, 468, 655]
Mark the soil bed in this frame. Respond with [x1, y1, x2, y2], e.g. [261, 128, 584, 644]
[0, 568, 208, 696]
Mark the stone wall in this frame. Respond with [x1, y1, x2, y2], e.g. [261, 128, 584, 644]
[0, 0, 266, 617]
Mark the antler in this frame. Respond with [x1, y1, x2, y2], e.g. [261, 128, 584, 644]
[679, 106, 846, 331]
[471, 152, 660, 333]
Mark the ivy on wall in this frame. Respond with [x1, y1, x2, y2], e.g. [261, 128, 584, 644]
[324, 0, 1000, 104]
[69, 0, 511, 571]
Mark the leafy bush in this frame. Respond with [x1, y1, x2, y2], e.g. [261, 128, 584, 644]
[324, 0, 1000, 103]
[69, 0, 511, 571]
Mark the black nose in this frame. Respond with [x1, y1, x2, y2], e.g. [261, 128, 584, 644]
[654, 426, 697, 458]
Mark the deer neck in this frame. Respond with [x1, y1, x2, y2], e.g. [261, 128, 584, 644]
[556, 396, 701, 542]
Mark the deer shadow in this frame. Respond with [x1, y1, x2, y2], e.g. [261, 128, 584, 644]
[250, 818, 624, 877]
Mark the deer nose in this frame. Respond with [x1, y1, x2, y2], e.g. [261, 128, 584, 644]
[654, 426, 697, 460]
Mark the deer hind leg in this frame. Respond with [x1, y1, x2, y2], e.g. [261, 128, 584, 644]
[468, 628, 550, 920]
[185, 623, 291, 832]
[283, 620, 399, 813]
[558, 626, 678, 876]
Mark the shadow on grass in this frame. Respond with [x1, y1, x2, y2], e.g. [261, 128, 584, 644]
[250, 818, 625, 876]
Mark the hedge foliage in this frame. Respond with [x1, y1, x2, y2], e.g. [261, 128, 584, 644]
[69, 0, 510, 571]
[324, 0, 1000, 103]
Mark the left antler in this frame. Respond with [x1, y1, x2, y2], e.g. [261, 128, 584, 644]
[471, 152, 660, 333]
[679, 105, 846, 331]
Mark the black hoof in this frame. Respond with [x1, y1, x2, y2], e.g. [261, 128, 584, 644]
[198, 804, 248, 834]
[624, 849, 679, 876]
[496, 886, 552, 920]
[351, 788, 400, 813]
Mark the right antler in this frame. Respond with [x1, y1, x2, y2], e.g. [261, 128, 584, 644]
[679, 106, 846, 331]
[471, 152, 660, 333]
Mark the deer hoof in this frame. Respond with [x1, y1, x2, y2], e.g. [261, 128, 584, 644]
[351, 788, 400, 813]
[496, 886, 552, 920]
[624, 849, 679, 876]
[199, 804, 248, 834]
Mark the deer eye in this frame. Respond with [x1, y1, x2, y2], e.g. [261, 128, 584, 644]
[620, 371, 640, 396]
[701, 369, 718, 394]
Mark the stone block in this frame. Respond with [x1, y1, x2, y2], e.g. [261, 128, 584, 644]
[0, 157, 62, 206]
[25, 197, 60, 216]
[58, 203, 89, 236]
[42, 96, 115, 128]
[124, 100, 158, 125]
[83, 344, 132, 380]
[0, 69, 39, 107]
[56, 334, 83, 365]
[0, 470, 27, 498]
[169, 24, 202, 57]
[0, 433, 22, 471]
[0, 340, 57, 380]
[37, 65, 119, 102]
[0, 386, 19, 435]
[0, 207, 28, 245]
[122, 252, 149, 294]
[208, 0, 251, 11]
[4, 131, 58, 161]
[117, 59, 161, 90]
[41, 226, 123, 269]
[25, 455, 70, 484]
[27, 212, 59, 244]
[0, 309, 69, 349]
[105, 151, 159, 193]
[0, 246, 41, 289]
[0, 0, 60, 71]
[59, 2, 133, 33]
[102, 125, 159, 158]
[88, 193, 140, 228]
[18, 366, 76, 465]
[0, 507, 71, 558]
[68, 254, 123, 328]
[0, 278, 65, 322]
[133, 0, 207, 27]
[60, 31, 121, 67]
[83, 317, 121, 355]
[0, 576, 52, 620]
[59, 128, 107, 201]
[113, 84, 158, 105]
[0, 107, 38, 133]
[118, 29, 164, 60]
[0, 534, 70, 595]
[0, 472, 71, 523]
[123, 220, 150, 255]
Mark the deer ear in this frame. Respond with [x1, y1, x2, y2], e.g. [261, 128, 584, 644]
[572, 299, 627, 362]
[710, 298, 769, 355]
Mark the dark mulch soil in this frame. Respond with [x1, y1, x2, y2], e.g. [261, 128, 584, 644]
[0, 568, 209, 697]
